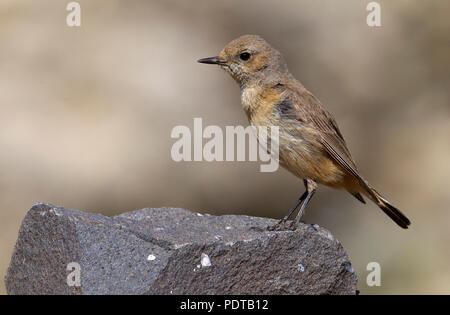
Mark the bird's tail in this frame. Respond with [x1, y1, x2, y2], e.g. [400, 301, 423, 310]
[364, 187, 411, 229]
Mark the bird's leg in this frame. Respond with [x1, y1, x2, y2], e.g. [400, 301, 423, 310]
[278, 180, 309, 224]
[291, 179, 317, 227]
[268, 180, 308, 231]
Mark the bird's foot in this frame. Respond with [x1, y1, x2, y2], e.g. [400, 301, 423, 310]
[267, 219, 301, 231]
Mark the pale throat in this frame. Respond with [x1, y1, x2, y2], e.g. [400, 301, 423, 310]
[240, 85, 262, 114]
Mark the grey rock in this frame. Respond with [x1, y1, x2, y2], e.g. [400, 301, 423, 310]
[5, 203, 357, 295]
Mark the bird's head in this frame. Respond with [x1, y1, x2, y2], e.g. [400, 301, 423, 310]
[198, 35, 288, 88]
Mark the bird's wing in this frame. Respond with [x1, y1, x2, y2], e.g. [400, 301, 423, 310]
[276, 84, 410, 228]
[279, 86, 372, 193]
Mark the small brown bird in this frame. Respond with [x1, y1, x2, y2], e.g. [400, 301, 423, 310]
[198, 35, 410, 229]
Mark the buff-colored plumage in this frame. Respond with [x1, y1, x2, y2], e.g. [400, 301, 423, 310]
[198, 35, 410, 229]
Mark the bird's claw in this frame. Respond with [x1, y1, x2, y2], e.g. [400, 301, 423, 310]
[267, 220, 300, 231]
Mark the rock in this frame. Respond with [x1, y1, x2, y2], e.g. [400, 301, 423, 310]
[5, 203, 357, 295]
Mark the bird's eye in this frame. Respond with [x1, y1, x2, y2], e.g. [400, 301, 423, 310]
[239, 52, 251, 61]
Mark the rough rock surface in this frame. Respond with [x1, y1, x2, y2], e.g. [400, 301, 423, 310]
[5, 203, 357, 295]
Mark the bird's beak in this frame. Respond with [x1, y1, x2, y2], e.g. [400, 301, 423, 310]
[197, 56, 226, 65]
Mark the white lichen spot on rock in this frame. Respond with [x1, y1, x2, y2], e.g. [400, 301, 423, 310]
[297, 263, 305, 273]
[147, 254, 156, 261]
[174, 243, 190, 249]
[225, 241, 234, 246]
[319, 229, 335, 242]
[345, 265, 354, 273]
[49, 208, 62, 217]
[325, 231, 335, 241]
[201, 253, 211, 267]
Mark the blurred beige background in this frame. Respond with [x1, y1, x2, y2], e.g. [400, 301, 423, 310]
[1, 0, 449, 294]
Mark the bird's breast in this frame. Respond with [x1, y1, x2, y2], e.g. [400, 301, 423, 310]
[240, 86, 344, 184]
[241, 86, 283, 125]
[241, 86, 261, 116]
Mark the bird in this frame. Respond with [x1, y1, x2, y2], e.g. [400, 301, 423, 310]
[197, 34, 411, 229]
